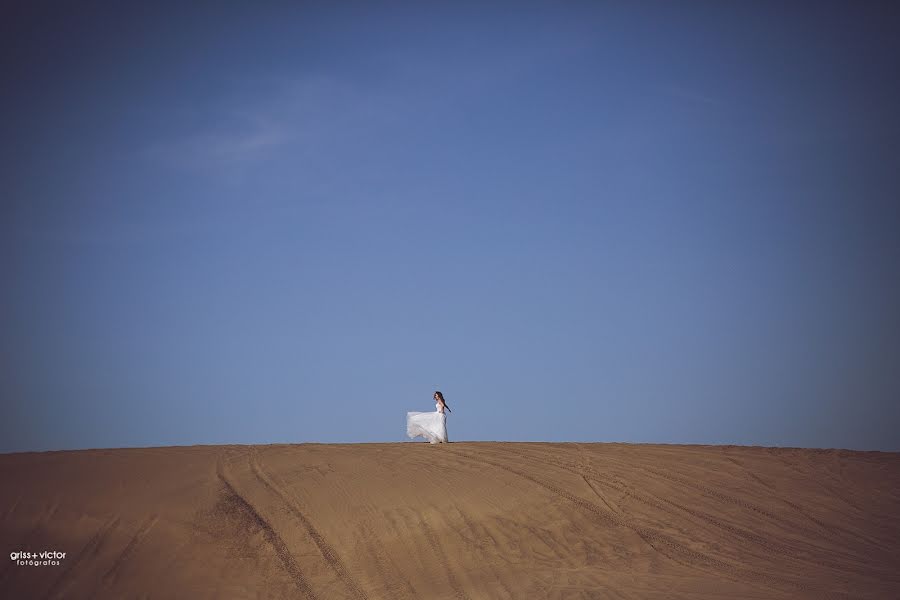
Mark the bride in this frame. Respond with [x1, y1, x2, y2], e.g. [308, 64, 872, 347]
[407, 391, 451, 444]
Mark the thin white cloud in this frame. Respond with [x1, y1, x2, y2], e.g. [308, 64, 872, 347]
[144, 114, 289, 169]
[664, 84, 720, 106]
[144, 32, 594, 173]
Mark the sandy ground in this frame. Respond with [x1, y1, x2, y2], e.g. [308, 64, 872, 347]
[1, 442, 899, 599]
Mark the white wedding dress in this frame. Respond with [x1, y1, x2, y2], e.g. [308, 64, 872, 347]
[407, 403, 448, 444]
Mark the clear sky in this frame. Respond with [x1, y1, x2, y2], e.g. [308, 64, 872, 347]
[2, 2, 899, 453]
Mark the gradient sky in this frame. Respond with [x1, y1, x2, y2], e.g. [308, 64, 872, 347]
[2, 2, 899, 453]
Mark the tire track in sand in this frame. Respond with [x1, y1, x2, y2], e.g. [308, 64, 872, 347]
[101, 515, 159, 586]
[354, 521, 417, 599]
[248, 447, 369, 600]
[725, 454, 898, 560]
[43, 516, 120, 600]
[418, 512, 471, 600]
[444, 448, 843, 599]
[489, 444, 866, 599]
[216, 453, 318, 600]
[0, 499, 59, 583]
[528, 445, 790, 524]
[498, 443, 879, 573]
[491, 443, 834, 546]
[480, 445, 864, 592]
[721, 452, 892, 556]
[585, 474, 859, 575]
[2, 495, 21, 523]
[582, 475, 620, 515]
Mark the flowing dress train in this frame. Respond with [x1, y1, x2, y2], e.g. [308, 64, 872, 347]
[407, 403, 448, 443]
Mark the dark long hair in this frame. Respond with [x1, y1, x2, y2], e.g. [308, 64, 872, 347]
[434, 390, 451, 413]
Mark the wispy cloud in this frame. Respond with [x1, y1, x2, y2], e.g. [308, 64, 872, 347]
[663, 84, 720, 106]
[143, 34, 592, 175]
[141, 74, 395, 175]
[144, 113, 289, 169]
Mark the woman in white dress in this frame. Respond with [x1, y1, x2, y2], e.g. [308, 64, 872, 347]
[407, 391, 451, 444]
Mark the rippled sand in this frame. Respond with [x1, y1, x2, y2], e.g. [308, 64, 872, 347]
[2, 442, 898, 598]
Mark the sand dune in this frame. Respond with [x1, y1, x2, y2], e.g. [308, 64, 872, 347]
[2, 442, 899, 599]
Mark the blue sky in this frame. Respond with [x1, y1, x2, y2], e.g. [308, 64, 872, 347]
[2, 2, 899, 452]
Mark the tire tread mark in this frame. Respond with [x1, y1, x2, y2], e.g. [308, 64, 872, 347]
[773, 453, 866, 513]
[355, 521, 417, 599]
[582, 475, 619, 515]
[43, 516, 120, 600]
[479, 444, 862, 600]
[449, 507, 516, 599]
[2, 495, 21, 522]
[446, 448, 839, 599]
[101, 515, 159, 586]
[723, 455, 838, 534]
[0, 499, 58, 582]
[419, 513, 471, 600]
[490, 444, 834, 545]
[545, 445, 792, 523]
[452, 506, 506, 558]
[248, 447, 369, 600]
[586, 475, 860, 575]
[216, 454, 318, 600]
[724, 454, 898, 559]
[512, 443, 881, 572]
